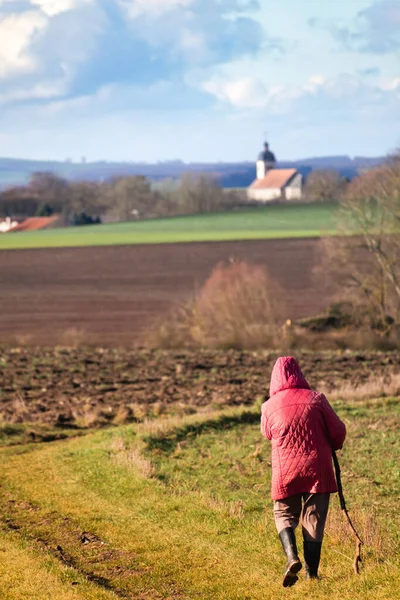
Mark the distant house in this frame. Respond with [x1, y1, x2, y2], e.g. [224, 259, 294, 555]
[7, 216, 60, 233]
[0, 217, 18, 233]
[247, 143, 303, 202]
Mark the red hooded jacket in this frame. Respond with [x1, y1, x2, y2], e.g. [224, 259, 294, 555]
[261, 357, 346, 501]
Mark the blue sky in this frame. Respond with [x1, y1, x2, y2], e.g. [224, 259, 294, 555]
[0, 0, 399, 162]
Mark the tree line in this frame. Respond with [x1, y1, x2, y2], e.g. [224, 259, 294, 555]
[0, 172, 246, 224]
[0, 167, 354, 225]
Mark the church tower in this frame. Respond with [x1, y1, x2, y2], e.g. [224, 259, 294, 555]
[256, 142, 277, 179]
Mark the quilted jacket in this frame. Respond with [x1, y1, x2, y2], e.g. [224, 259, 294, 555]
[261, 357, 346, 501]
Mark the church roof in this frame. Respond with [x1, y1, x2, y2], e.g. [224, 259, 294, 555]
[249, 168, 298, 190]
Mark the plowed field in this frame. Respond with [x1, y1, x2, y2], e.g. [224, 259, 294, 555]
[0, 238, 333, 346]
[1, 347, 398, 433]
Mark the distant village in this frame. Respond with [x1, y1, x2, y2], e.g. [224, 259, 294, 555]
[0, 142, 359, 234]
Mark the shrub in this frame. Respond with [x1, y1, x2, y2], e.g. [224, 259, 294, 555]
[303, 169, 349, 203]
[190, 261, 283, 348]
[148, 261, 284, 349]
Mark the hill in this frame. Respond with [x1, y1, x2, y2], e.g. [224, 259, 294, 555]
[0, 155, 384, 190]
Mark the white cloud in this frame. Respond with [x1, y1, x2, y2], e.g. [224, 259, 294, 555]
[304, 75, 326, 91]
[117, 0, 194, 19]
[0, 78, 68, 104]
[0, 1, 106, 101]
[0, 10, 47, 78]
[202, 74, 322, 111]
[0, 0, 264, 105]
[180, 29, 207, 55]
[380, 78, 400, 92]
[32, 0, 93, 17]
[202, 72, 399, 116]
[203, 76, 269, 108]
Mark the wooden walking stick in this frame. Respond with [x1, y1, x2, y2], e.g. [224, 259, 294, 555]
[332, 451, 363, 574]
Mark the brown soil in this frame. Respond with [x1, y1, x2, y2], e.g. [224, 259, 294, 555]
[0, 238, 333, 346]
[0, 348, 398, 430]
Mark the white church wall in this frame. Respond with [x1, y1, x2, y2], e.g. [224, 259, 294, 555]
[285, 174, 303, 200]
[247, 188, 282, 202]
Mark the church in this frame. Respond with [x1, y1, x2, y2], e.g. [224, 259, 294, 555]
[247, 142, 303, 202]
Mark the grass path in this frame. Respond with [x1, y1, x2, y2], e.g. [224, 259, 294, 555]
[0, 402, 398, 599]
[0, 529, 117, 599]
[0, 203, 338, 250]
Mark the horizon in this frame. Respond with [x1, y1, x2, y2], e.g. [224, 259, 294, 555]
[0, 151, 389, 166]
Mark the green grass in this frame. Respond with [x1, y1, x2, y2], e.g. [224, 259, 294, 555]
[0, 529, 116, 600]
[0, 399, 398, 599]
[0, 202, 338, 250]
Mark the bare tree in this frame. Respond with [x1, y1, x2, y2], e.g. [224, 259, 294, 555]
[304, 169, 349, 203]
[320, 152, 400, 332]
[28, 172, 70, 213]
[68, 181, 107, 218]
[107, 176, 160, 221]
[173, 173, 225, 214]
[0, 187, 41, 218]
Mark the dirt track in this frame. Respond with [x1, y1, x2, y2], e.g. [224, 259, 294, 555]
[0, 238, 333, 346]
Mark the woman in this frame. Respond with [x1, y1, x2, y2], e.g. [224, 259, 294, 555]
[261, 356, 346, 588]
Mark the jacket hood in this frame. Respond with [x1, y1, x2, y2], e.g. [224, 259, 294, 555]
[269, 356, 311, 397]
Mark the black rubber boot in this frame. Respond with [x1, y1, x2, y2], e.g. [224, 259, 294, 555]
[303, 541, 322, 580]
[279, 528, 302, 588]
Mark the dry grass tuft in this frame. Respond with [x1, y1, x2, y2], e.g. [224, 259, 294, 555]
[326, 505, 390, 559]
[124, 448, 155, 479]
[13, 334, 34, 346]
[128, 403, 151, 422]
[58, 328, 87, 349]
[281, 324, 400, 352]
[112, 405, 133, 426]
[206, 496, 245, 520]
[325, 373, 400, 402]
[74, 409, 99, 429]
[228, 499, 245, 520]
[110, 437, 155, 479]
